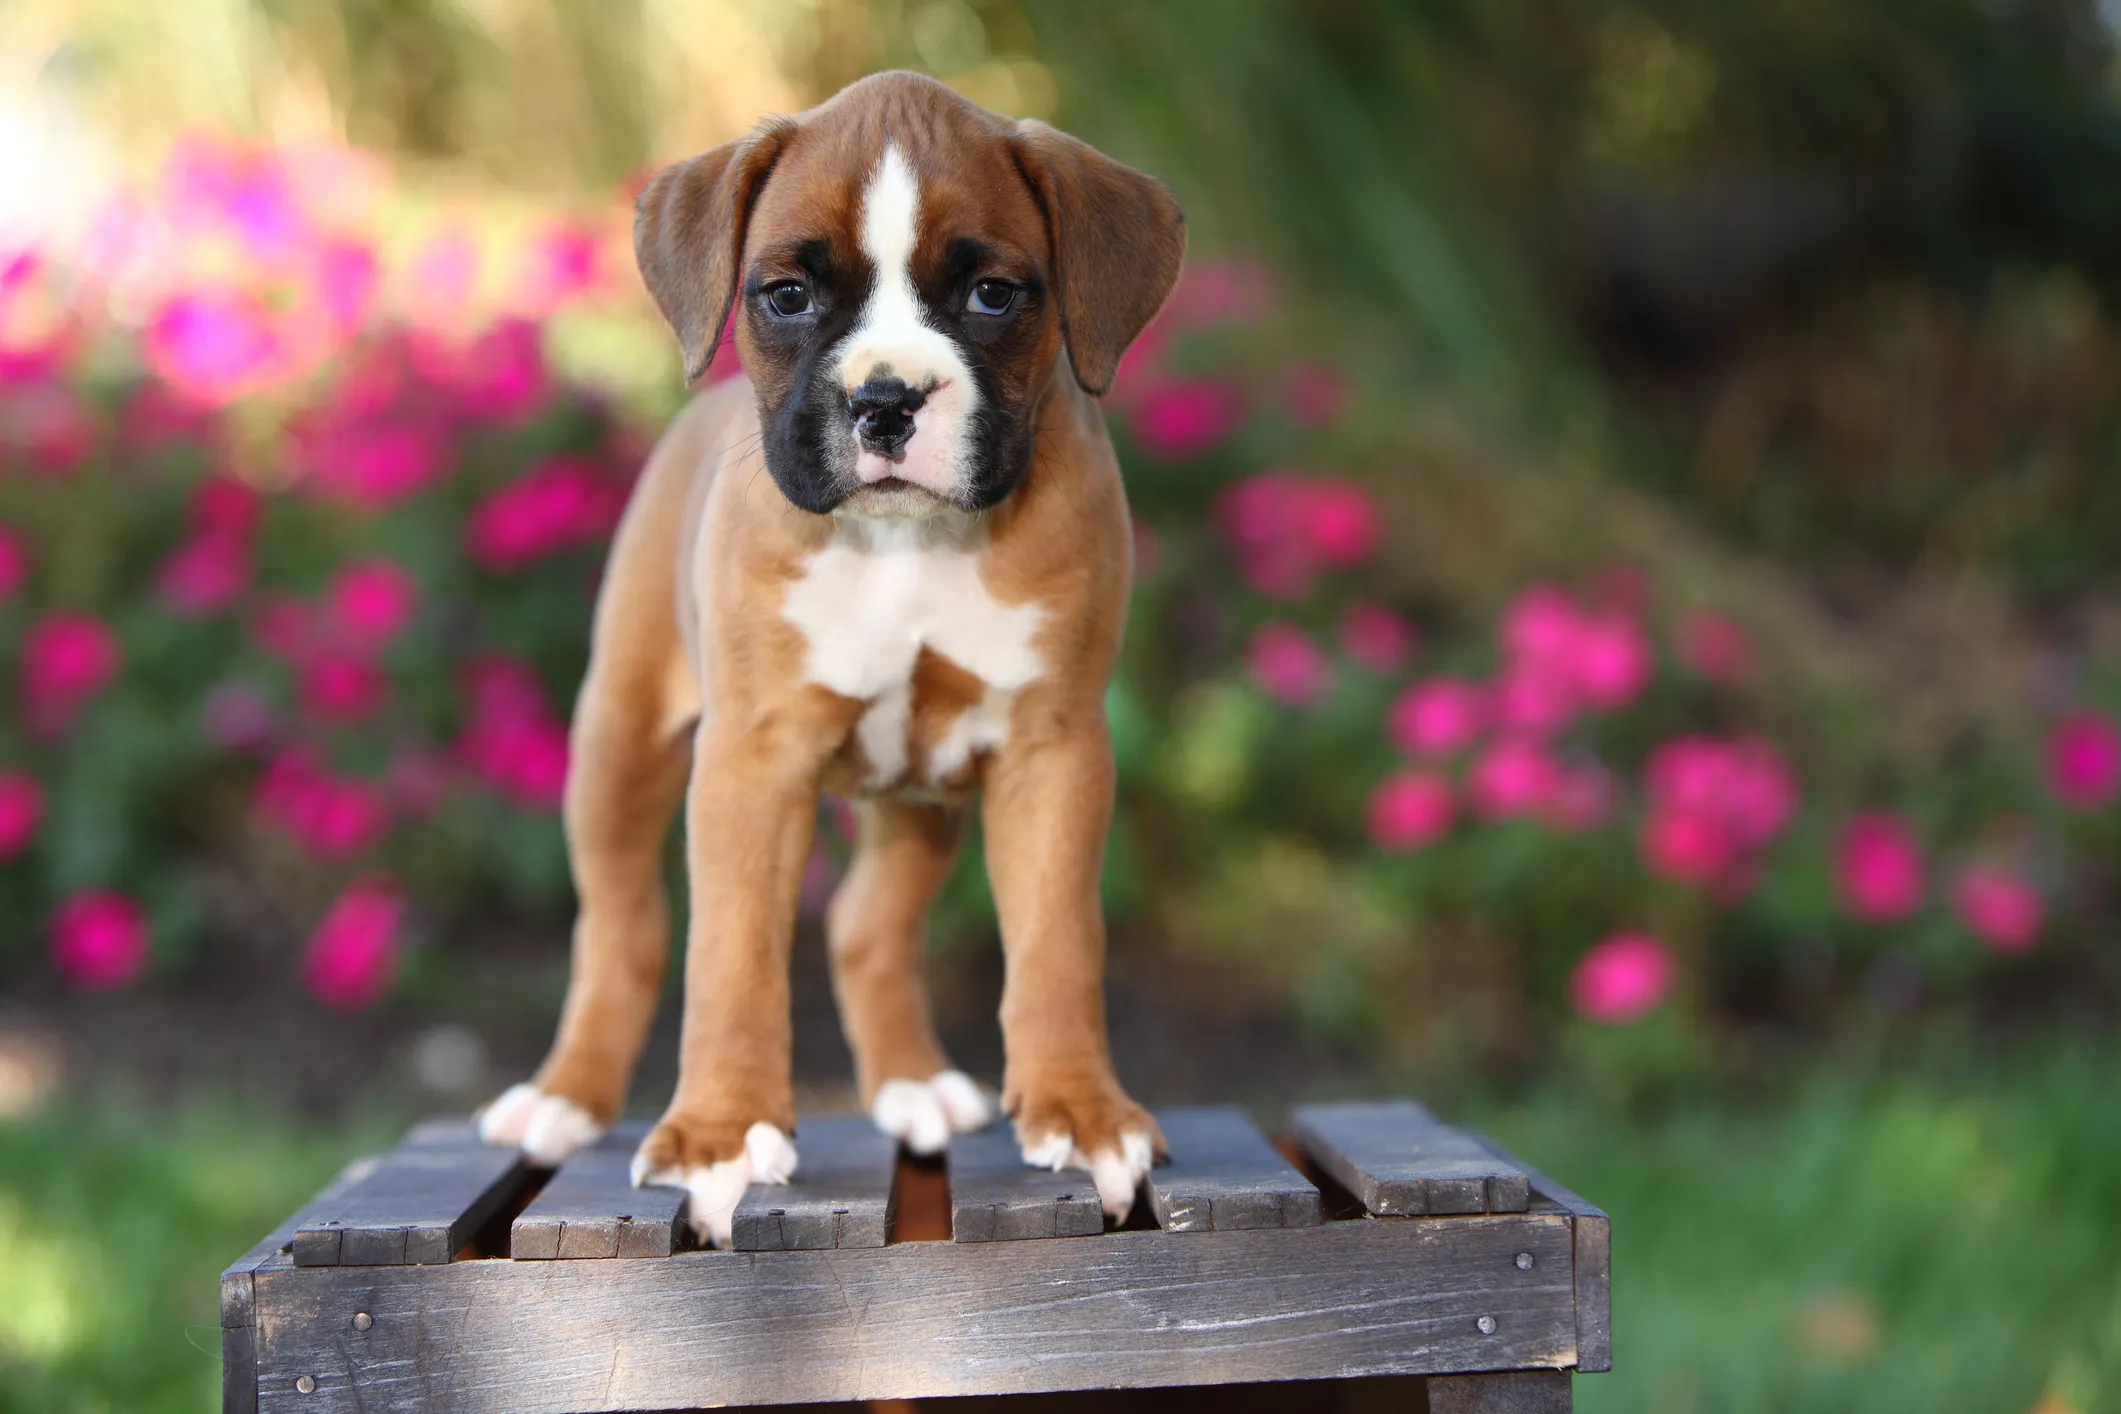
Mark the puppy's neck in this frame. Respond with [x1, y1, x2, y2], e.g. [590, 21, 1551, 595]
[826, 506, 986, 556]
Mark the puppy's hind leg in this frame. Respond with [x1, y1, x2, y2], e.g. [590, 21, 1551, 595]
[829, 799, 996, 1154]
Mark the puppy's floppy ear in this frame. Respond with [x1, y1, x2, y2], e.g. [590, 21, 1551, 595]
[633, 117, 797, 383]
[1011, 121, 1187, 396]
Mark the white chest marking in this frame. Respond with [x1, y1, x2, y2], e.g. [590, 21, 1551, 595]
[781, 521, 1043, 786]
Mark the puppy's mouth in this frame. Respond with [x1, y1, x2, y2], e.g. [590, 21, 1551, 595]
[833, 477, 959, 520]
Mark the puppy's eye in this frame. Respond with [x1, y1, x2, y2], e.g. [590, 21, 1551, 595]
[764, 281, 813, 317]
[967, 279, 1019, 317]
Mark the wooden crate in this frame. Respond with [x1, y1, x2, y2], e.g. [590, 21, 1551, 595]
[221, 1099, 1608, 1413]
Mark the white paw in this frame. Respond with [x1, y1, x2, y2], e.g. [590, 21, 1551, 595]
[630, 1122, 798, 1249]
[870, 1069, 997, 1155]
[1020, 1126, 1156, 1223]
[476, 1083, 604, 1166]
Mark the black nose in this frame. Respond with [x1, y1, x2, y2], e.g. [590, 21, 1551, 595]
[847, 376, 927, 458]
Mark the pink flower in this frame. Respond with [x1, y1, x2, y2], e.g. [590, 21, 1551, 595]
[1640, 807, 1735, 885]
[460, 714, 570, 808]
[155, 534, 250, 614]
[327, 560, 418, 646]
[1490, 664, 1576, 738]
[466, 457, 628, 570]
[2045, 711, 2121, 810]
[301, 420, 451, 508]
[304, 878, 401, 1009]
[308, 237, 380, 340]
[21, 612, 120, 727]
[1301, 480, 1379, 566]
[1282, 361, 1347, 427]
[1949, 863, 2041, 954]
[298, 653, 384, 723]
[0, 524, 23, 599]
[1469, 737, 1561, 818]
[1387, 677, 1488, 757]
[1338, 602, 1417, 675]
[200, 682, 275, 750]
[1676, 610, 1753, 684]
[1501, 585, 1581, 667]
[515, 219, 604, 316]
[437, 318, 549, 423]
[1570, 932, 1672, 1024]
[1130, 378, 1243, 460]
[1570, 611, 1651, 709]
[1835, 813, 1925, 923]
[1544, 763, 1616, 833]
[190, 477, 262, 540]
[1246, 623, 1331, 706]
[143, 288, 283, 407]
[460, 655, 547, 722]
[405, 225, 478, 326]
[1, 379, 96, 473]
[255, 750, 389, 859]
[1366, 770, 1454, 851]
[0, 770, 42, 859]
[50, 891, 148, 991]
[1164, 259, 1276, 328]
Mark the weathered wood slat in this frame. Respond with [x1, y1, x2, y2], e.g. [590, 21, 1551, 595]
[292, 1121, 530, 1266]
[1147, 1106, 1321, 1232]
[947, 1124, 1103, 1241]
[1471, 1132, 1612, 1375]
[731, 1114, 897, 1251]
[1291, 1101, 1530, 1216]
[510, 1123, 686, 1260]
[252, 1211, 1578, 1411]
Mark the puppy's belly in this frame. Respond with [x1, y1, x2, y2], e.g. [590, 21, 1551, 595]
[821, 646, 1015, 798]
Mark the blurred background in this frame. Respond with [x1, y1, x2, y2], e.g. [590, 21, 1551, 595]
[2, 1, 2119, 1410]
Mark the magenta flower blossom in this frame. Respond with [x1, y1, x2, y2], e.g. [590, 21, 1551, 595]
[1835, 813, 1925, 923]
[455, 656, 570, 809]
[328, 559, 418, 646]
[1570, 932, 1672, 1024]
[189, 477, 262, 540]
[301, 419, 451, 508]
[1281, 361, 1347, 428]
[1469, 737, 1562, 819]
[436, 318, 550, 424]
[1490, 663, 1576, 738]
[1387, 677, 1488, 758]
[0, 523, 23, 599]
[2045, 711, 2121, 810]
[1676, 609, 1753, 684]
[0, 770, 43, 859]
[2, 379, 97, 473]
[1338, 602, 1417, 675]
[256, 750, 389, 859]
[1131, 378, 1244, 461]
[21, 612, 120, 728]
[50, 891, 148, 991]
[515, 219, 604, 316]
[1301, 479, 1380, 566]
[200, 682, 275, 750]
[1638, 735, 1797, 893]
[155, 534, 250, 615]
[1246, 622, 1331, 707]
[1212, 471, 1382, 596]
[1570, 611, 1651, 709]
[1949, 863, 2042, 954]
[144, 287, 283, 408]
[1366, 770, 1455, 851]
[405, 225, 479, 326]
[1500, 585, 1580, 665]
[466, 456, 627, 571]
[304, 877, 401, 1010]
[298, 653, 384, 723]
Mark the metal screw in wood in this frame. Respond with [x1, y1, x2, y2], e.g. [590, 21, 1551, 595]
[1515, 1251, 1534, 1270]
[352, 1312, 373, 1331]
[295, 1375, 317, 1394]
[1476, 1315, 1497, 1335]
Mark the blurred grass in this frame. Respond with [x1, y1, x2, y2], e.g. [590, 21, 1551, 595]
[3, 1048, 2117, 1414]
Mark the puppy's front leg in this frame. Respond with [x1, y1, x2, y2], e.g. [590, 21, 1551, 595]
[982, 704, 1161, 1222]
[632, 705, 842, 1246]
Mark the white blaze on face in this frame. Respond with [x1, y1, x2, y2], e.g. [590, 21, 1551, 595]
[837, 143, 981, 503]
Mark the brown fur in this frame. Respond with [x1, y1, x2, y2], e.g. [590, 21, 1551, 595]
[524, 72, 1184, 1183]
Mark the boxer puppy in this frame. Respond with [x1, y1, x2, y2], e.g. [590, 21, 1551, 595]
[478, 70, 1184, 1247]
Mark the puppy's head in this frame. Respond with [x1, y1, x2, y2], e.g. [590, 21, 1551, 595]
[634, 72, 1185, 519]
